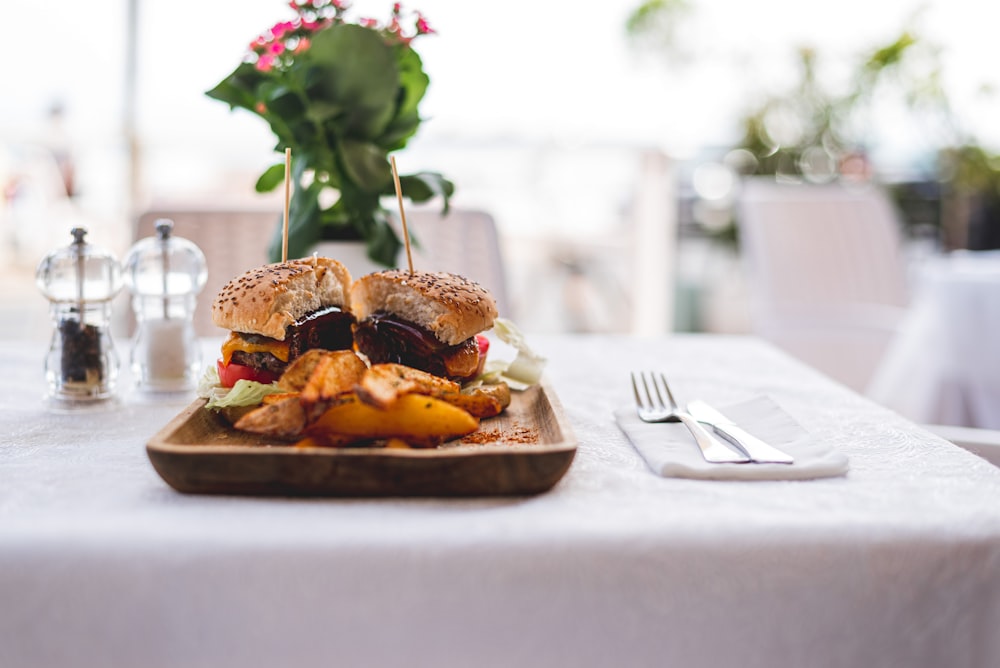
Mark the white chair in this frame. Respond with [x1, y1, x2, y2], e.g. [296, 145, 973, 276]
[736, 178, 910, 393]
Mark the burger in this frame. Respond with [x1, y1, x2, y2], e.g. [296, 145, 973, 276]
[351, 270, 498, 382]
[211, 256, 355, 386]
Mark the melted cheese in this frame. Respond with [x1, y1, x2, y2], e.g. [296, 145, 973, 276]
[221, 331, 290, 365]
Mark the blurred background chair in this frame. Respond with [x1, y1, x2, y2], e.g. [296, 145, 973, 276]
[134, 208, 277, 336]
[736, 178, 911, 393]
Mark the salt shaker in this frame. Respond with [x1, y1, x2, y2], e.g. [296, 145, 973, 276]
[35, 227, 123, 409]
[123, 219, 207, 392]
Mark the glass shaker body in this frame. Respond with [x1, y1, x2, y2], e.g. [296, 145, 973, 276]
[123, 220, 207, 392]
[129, 293, 201, 391]
[36, 228, 122, 408]
[44, 301, 119, 403]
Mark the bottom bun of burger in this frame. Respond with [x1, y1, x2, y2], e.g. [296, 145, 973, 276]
[351, 269, 498, 381]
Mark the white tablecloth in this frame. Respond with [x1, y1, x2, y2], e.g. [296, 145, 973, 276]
[2, 334, 1000, 668]
[870, 250, 1000, 428]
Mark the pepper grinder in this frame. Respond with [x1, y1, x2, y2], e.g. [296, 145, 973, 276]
[123, 219, 207, 393]
[35, 227, 123, 409]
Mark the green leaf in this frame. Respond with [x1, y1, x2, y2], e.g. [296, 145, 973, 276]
[340, 140, 392, 192]
[395, 46, 429, 121]
[205, 62, 267, 111]
[259, 82, 295, 103]
[378, 110, 422, 151]
[376, 47, 428, 150]
[365, 208, 403, 267]
[305, 101, 344, 124]
[393, 172, 455, 205]
[255, 163, 286, 193]
[304, 25, 399, 138]
[264, 90, 306, 124]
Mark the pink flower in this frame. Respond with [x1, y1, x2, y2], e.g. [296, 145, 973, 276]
[415, 13, 433, 35]
[359, 17, 378, 28]
[255, 54, 276, 72]
[255, 102, 268, 114]
[268, 41, 286, 55]
[270, 20, 295, 40]
[293, 37, 311, 53]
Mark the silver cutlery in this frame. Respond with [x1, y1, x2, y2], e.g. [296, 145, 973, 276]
[630, 372, 749, 464]
[687, 400, 795, 464]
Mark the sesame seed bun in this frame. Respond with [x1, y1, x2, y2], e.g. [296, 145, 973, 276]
[351, 270, 498, 345]
[211, 256, 352, 340]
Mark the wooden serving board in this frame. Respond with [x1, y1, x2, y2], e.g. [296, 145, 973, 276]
[146, 383, 576, 497]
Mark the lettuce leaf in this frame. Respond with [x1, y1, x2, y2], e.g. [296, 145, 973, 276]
[198, 366, 284, 409]
[475, 318, 546, 389]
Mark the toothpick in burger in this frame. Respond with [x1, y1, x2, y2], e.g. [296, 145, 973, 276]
[211, 256, 355, 387]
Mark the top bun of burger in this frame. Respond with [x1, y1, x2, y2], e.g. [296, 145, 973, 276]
[351, 270, 498, 380]
[212, 256, 352, 340]
[352, 270, 497, 345]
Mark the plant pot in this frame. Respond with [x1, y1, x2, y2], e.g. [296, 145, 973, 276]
[309, 240, 396, 280]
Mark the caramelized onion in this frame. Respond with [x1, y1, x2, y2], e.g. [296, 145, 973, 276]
[354, 312, 480, 380]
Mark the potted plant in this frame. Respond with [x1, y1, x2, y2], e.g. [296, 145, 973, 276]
[206, 0, 454, 267]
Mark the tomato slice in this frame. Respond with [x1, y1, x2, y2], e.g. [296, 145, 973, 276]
[472, 334, 490, 378]
[216, 359, 279, 387]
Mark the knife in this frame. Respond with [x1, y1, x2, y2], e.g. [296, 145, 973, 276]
[686, 400, 794, 464]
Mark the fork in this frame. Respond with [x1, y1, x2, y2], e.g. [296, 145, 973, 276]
[631, 371, 749, 464]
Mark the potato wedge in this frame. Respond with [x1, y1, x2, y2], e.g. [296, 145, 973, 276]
[308, 393, 479, 447]
[384, 437, 413, 450]
[234, 396, 307, 440]
[300, 350, 368, 403]
[262, 392, 299, 405]
[438, 382, 511, 418]
[277, 349, 334, 392]
[297, 350, 368, 421]
[356, 363, 460, 408]
[293, 433, 362, 449]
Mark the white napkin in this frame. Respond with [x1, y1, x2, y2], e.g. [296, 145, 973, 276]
[615, 396, 849, 481]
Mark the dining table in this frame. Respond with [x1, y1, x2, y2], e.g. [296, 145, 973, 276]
[2, 333, 1000, 668]
[869, 250, 1000, 429]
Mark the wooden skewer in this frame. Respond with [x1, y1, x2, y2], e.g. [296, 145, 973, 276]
[390, 155, 414, 274]
[282, 147, 291, 262]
